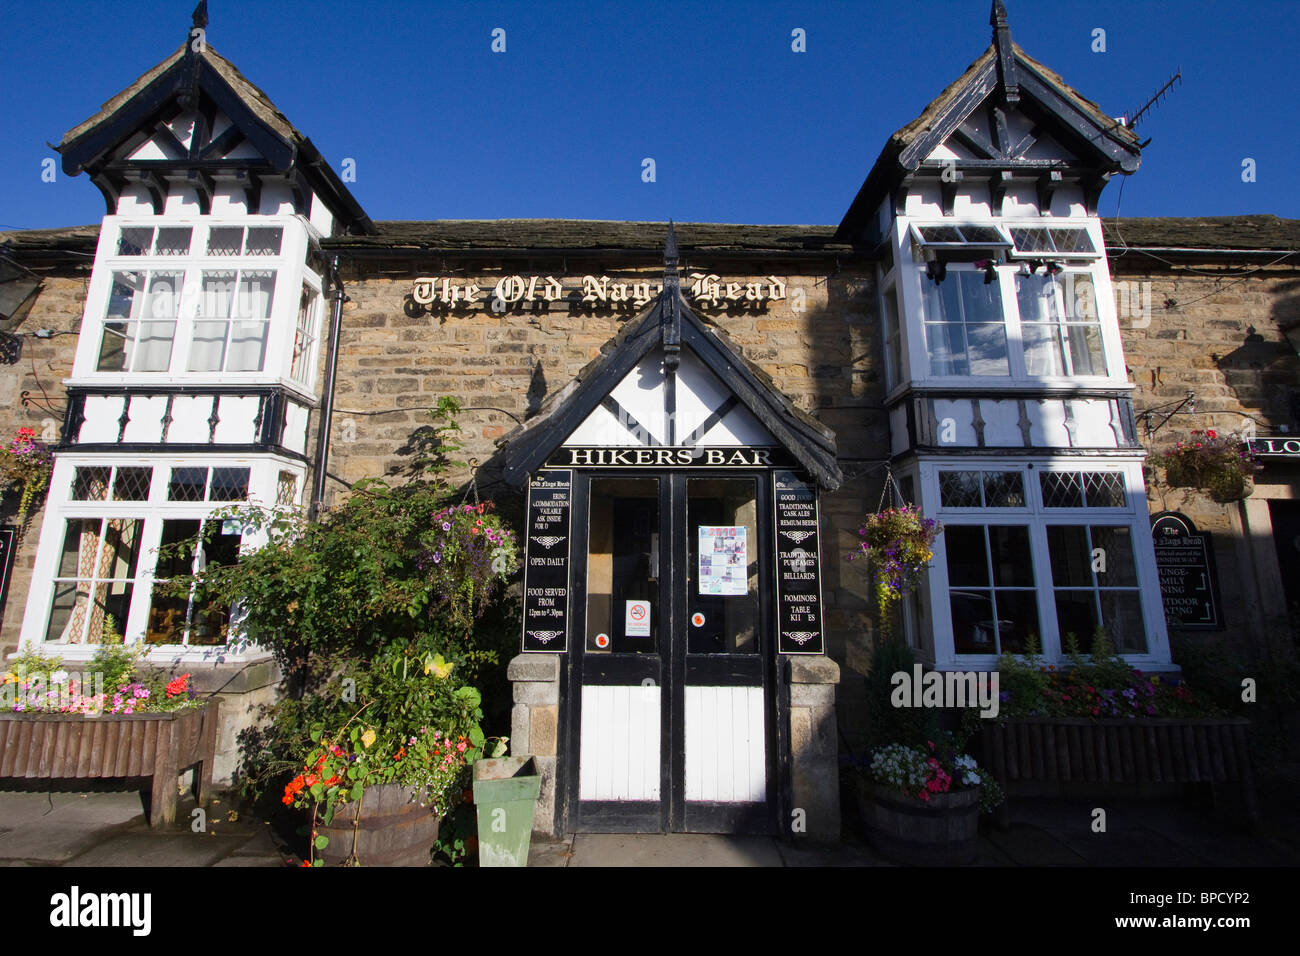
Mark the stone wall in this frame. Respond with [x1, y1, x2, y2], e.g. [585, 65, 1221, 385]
[0, 275, 86, 658]
[1115, 260, 1300, 661]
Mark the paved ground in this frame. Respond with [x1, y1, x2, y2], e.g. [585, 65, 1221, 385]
[0, 785, 1296, 867]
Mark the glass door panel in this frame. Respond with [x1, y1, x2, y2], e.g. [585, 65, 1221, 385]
[586, 477, 659, 654]
[687, 478, 759, 655]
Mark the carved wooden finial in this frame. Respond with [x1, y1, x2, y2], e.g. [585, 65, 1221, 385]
[662, 220, 681, 366]
[192, 0, 209, 31]
[990, 0, 1018, 104]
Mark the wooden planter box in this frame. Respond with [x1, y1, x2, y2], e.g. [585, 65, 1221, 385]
[978, 716, 1258, 826]
[0, 700, 220, 828]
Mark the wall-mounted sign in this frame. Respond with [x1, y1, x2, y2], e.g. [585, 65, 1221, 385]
[546, 446, 795, 469]
[698, 526, 748, 596]
[1248, 437, 1300, 458]
[409, 273, 789, 313]
[773, 470, 825, 654]
[1151, 511, 1223, 630]
[0, 528, 16, 616]
[522, 470, 573, 652]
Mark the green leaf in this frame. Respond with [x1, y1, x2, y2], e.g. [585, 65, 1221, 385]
[310, 783, 324, 800]
[350, 782, 363, 801]
[469, 725, 485, 748]
[314, 834, 329, 850]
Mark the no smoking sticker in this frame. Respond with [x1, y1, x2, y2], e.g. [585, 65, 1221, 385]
[691, 612, 705, 628]
[625, 600, 651, 637]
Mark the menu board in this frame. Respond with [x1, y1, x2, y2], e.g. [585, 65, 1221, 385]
[0, 528, 15, 616]
[522, 470, 572, 652]
[773, 470, 825, 654]
[698, 525, 748, 595]
[1151, 512, 1223, 630]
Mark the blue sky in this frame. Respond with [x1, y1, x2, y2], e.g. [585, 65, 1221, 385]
[2, 0, 1298, 230]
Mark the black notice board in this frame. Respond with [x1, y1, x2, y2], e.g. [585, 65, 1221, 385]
[773, 470, 825, 654]
[521, 470, 572, 652]
[0, 528, 15, 618]
[1151, 512, 1223, 630]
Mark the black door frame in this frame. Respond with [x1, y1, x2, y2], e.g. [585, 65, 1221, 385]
[560, 467, 785, 834]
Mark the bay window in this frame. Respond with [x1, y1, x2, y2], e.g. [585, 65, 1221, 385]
[26, 457, 305, 656]
[79, 218, 322, 389]
[905, 219, 1116, 385]
[930, 463, 1160, 663]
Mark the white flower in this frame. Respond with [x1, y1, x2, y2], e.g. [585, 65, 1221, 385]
[50, 670, 69, 684]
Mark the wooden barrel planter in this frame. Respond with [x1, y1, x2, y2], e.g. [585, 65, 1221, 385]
[977, 716, 1258, 826]
[858, 782, 981, 866]
[0, 701, 220, 828]
[316, 783, 441, 866]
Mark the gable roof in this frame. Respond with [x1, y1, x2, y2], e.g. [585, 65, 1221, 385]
[56, 42, 374, 234]
[497, 284, 842, 491]
[836, 10, 1141, 241]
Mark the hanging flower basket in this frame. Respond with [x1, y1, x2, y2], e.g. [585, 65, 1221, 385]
[1155, 430, 1259, 503]
[0, 427, 53, 545]
[849, 504, 942, 624]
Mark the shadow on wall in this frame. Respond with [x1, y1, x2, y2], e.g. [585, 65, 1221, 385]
[1211, 281, 1300, 428]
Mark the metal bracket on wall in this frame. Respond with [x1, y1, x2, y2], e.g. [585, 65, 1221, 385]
[1138, 391, 1195, 438]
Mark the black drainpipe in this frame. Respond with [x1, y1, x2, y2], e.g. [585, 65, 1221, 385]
[309, 255, 346, 520]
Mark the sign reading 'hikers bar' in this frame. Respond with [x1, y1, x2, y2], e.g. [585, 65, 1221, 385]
[522, 470, 572, 652]
[546, 446, 796, 469]
[773, 470, 825, 654]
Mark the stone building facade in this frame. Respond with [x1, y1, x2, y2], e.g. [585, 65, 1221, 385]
[1, 3, 1296, 835]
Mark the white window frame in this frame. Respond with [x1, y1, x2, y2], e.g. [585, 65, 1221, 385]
[921, 459, 1170, 671]
[71, 216, 324, 395]
[16, 454, 307, 663]
[894, 217, 1128, 391]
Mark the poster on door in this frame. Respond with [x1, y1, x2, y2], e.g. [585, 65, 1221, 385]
[697, 525, 748, 595]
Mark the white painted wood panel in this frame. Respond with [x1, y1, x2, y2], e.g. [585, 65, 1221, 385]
[1070, 399, 1119, 448]
[933, 398, 976, 445]
[122, 395, 166, 443]
[685, 686, 765, 803]
[283, 402, 310, 454]
[980, 399, 1023, 447]
[1029, 399, 1069, 446]
[214, 396, 259, 443]
[580, 685, 660, 801]
[167, 395, 212, 442]
[80, 395, 124, 442]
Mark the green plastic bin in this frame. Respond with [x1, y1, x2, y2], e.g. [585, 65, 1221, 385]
[473, 756, 542, 867]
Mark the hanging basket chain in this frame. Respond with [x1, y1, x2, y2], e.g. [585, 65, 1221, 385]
[877, 467, 900, 514]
